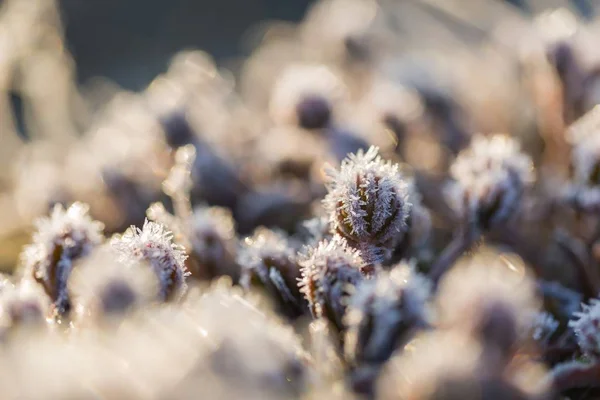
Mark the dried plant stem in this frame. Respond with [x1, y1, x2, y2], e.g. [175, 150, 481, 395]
[429, 224, 479, 284]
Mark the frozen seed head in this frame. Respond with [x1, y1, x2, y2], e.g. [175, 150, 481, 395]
[238, 228, 304, 318]
[323, 146, 412, 264]
[20, 202, 104, 315]
[569, 298, 600, 359]
[344, 263, 431, 365]
[447, 134, 534, 229]
[269, 64, 346, 130]
[298, 237, 366, 330]
[436, 251, 538, 354]
[111, 219, 189, 302]
[69, 247, 159, 322]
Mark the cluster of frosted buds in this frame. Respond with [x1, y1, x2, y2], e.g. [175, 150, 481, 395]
[298, 237, 367, 331]
[19, 202, 105, 316]
[344, 263, 431, 368]
[68, 247, 159, 323]
[238, 228, 305, 318]
[436, 252, 539, 362]
[111, 219, 189, 302]
[0, 280, 50, 338]
[446, 134, 534, 229]
[323, 146, 412, 265]
[269, 64, 346, 131]
[569, 298, 600, 359]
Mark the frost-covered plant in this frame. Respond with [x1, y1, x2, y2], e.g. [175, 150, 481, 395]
[344, 263, 431, 367]
[269, 64, 346, 130]
[569, 298, 600, 359]
[238, 227, 305, 318]
[299, 237, 367, 331]
[19, 202, 105, 316]
[565, 111, 600, 212]
[377, 331, 549, 400]
[436, 251, 539, 359]
[323, 146, 412, 264]
[0, 279, 50, 337]
[111, 219, 189, 302]
[69, 247, 159, 323]
[446, 134, 534, 230]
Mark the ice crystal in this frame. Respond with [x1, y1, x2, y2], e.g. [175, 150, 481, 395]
[238, 227, 304, 318]
[323, 146, 412, 264]
[19, 202, 105, 315]
[298, 237, 366, 330]
[344, 263, 431, 366]
[446, 134, 534, 229]
[111, 219, 189, 301]
[569, 298, 600, 359]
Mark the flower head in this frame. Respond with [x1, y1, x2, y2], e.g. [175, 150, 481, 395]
[111, 219, 189, 301]
[436, 251, 539, 356]
[323, 146, 412, 264]
[238, 228, 304, 318]
[569, 298, 600, 359]
[269, 64, 346, 130]
[344, 263, 431, 366]
[20, 202, 104, 315]
[446, 135, 534, 229]
[69, 247, 159, 322]
[298, 237, 366, 330]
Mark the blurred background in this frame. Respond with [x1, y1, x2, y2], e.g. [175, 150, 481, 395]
[61, 0, 313, 90]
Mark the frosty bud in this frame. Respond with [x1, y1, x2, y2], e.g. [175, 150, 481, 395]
[344, 263, 431, 366]
[69, 247, 159, 322]
[238, 228, 304, 319]
[111, 219, 189, 302]
[436, 251, 539, 358]
[446, 135, 534, 229]
[188, 205, 239, 281]
[298, 237, 367, 330]
[323, 146, 412, 264]
[19, 202, 104, 315]
[269, 64, 346, 131]
[569, 298, 600, 359]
